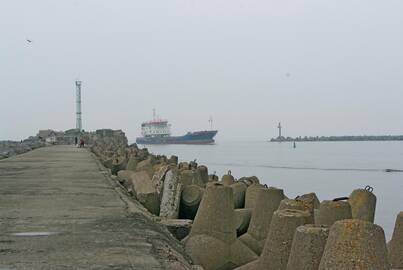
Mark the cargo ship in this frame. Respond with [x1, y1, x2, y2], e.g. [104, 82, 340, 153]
[136, 113, 218, 145]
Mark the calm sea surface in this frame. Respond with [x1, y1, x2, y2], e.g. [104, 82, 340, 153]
[140, 140, 403, 240]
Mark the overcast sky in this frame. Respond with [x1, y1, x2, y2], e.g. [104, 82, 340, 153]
[1, 0, 402, 142]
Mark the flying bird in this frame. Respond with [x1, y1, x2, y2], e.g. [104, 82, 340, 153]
[26, 39, 32, 43]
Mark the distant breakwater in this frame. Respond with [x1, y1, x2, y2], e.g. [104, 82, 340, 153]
[270, 135, 403, 142]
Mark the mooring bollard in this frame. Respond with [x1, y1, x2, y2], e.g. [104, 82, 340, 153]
[319, 219, 389, 270]
[315, 200, 352, 226]
[286, 224, 329, 270]
[348, 186, 377, 222]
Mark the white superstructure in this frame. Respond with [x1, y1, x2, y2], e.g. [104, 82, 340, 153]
[141, 111, 171, 137]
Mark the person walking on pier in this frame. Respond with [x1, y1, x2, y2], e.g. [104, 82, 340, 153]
[79, 138, 85, 148]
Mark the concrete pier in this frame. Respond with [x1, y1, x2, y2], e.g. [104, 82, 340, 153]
[0, 145, 191, 269]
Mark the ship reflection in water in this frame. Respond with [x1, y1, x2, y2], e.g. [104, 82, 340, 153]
[136, 112, 218, 145]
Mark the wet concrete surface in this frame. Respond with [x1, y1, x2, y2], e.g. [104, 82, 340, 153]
[0, 145, 191, 269]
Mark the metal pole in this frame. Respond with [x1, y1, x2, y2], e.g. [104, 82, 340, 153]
[75, 81, 82, 131]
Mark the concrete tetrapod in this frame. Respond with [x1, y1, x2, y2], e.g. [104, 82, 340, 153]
[180, 169, 205, 187]
[179, 161, 190, 170]
[258, 209, 311, 270]
[196, 165, 209, 186]
[239, 187, 285, 255]
[388, 211, 403, 269]
[208, 174, 219, 182]
[297, 192, 320, 209]
[319, 219, 390, 270]
[278, 198, 314, 224]
[151, 165, 170, 201]
[349, 187, 377, 222]
[126, 156, 139, 171]
[130, 171, 160, 215]
[230, 181, 248, 209]
[236, 209, 311, 270]
[189, 160, 198, 170]
[222, 170, 235, 186]
[111, 157, 126, 175]
[315, 200, 352, 226]
[286, 225, 329, 270]
[235, 208, 252, 236]
[244, 184, 267, 209]
[136, 158, 154, 178]
[160, 169, 182, 219]
[116, 169, 134, 190]
[183, 183, 258, 270]
[238, 176, 260, 187]
[168, 155, 178, 165]
[180, 184, 205, 219]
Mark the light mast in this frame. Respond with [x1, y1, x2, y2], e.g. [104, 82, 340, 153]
[75, 80, 82, 131]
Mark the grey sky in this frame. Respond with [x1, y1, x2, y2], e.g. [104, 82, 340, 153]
[1, 0, 403, 142]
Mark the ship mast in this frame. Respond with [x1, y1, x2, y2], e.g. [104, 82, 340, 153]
[209, 116, 213, 130]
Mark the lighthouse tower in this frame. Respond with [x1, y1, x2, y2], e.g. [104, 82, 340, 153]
[278, 122, 282, 138]
[75, 80, 82, 131]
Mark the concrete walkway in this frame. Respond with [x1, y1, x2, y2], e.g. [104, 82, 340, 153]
[0, 145, 190, 270]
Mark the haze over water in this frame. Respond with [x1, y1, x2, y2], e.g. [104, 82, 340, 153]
[142, 140, 403, 240]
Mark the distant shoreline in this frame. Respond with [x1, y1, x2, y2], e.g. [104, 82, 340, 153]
[269, 135, 403, 142]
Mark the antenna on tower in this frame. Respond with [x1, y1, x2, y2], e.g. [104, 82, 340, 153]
[208, 116, 213, 130]
[153, 108, 156, 121]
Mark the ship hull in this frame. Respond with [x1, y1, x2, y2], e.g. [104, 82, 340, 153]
[136, 130, 218, 145]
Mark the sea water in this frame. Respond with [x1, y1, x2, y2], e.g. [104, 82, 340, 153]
[141, 140, 403, 240]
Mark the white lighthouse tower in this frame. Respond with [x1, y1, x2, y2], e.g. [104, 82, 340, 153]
[75, 80, 82, 131]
